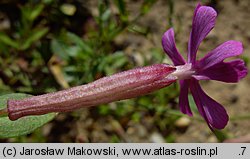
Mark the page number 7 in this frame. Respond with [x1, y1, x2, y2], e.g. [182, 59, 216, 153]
[240, 147, 246, 155]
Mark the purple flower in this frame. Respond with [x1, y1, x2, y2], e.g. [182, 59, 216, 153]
[162, 3, 248, 129]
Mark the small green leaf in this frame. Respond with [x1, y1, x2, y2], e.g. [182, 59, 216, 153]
[114, 0, 127, 15]
[188, 94, 199, 114]
[29, 4, 44, 21]
[101, 9, 111, 21]
[0, 32, 19, 48]
[51, 38, 69, 60]
[140, 0, 157, 15]
[66, 32, 93, 54]
[20, 27, 49, 50]
[0, 93, 56, 138]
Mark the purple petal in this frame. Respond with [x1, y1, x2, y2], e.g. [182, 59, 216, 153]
[194, 59, 248, 83]
[190, 79, 229, 129]
[198, 40, 243, 70]
[188, 4, 217, 64]
[162, 28, 186, 65]
[179, 80, 193, 116]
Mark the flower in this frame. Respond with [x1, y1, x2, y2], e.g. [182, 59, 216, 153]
[162, 3, 248, 129]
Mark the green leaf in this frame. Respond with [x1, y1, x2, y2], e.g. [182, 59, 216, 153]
[115, 0, 126, 15]
[101, 9, 111, 21]
[188, 94, 199, 114]
[114, 0, 128, 23]
[0, 32, 19, 48]
[0, 93, 56, 138]
[21, 4, 44, 22]
[66, 32, 93, 54]
[140, 0, 157, 15]
[101, 52, 128, 74]
[51, 38, 69, 60]
[20, 27, 49, 50]
[29, 4, 44, 21]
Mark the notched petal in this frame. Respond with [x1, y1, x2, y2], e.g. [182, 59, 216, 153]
[190, 80, 229, 129]
[162, 28, 186, 65]
[194, 59, 248, 83]
[188, 4, 217, 63]
[198, 40, 244, 70]
[179, 80, 193, 116]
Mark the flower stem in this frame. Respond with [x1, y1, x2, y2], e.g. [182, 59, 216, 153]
[7, 64, 177, 120]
